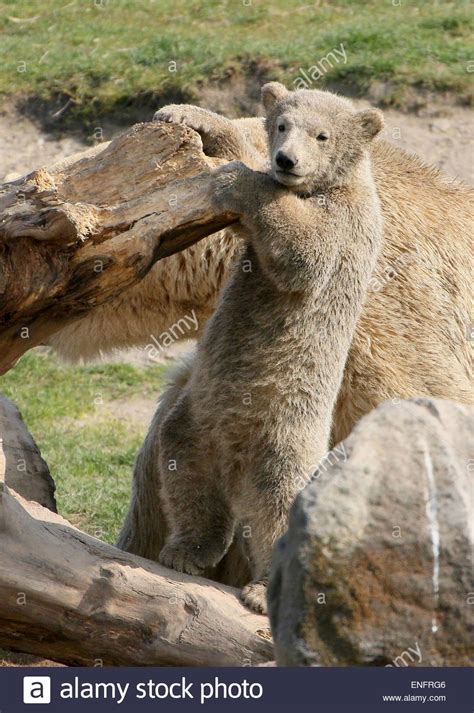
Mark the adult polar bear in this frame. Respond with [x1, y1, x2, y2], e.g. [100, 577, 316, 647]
[49, 86, 472, 581]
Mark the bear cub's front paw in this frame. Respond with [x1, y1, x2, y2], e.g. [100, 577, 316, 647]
[211, 161, 253, 214]
[154, 104, 197, 126]
[153, 105, 224, 138]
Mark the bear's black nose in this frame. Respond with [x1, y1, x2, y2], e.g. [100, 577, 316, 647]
[275, 151, 296, 171]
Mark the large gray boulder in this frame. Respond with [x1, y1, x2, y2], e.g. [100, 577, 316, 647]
[0, 395, 56, 511]
[268, 398, 473, 666]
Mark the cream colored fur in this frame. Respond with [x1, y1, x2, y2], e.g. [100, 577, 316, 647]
[122, 84, 386, 613]
[47, 89, 472, 601]
[49, 117, 472, 430]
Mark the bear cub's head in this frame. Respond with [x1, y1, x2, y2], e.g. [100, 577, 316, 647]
[262, 82, 384, 194]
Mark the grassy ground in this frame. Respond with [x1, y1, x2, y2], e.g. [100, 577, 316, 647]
[0, 0, 472, 124]
[1, 350, 166, 543]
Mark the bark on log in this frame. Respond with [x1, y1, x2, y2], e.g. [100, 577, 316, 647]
[0, 123, 237, 374]
[0, 442, 272, 666]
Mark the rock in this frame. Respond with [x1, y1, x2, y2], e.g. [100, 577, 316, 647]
[268, 398, 473, 666]
[0, 395, 56, 511]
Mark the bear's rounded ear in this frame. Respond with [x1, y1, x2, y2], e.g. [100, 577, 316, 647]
[261, 82, 288, 112]
[356, 109, 384, 140]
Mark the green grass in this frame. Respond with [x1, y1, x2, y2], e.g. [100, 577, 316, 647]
[0, 350, 166, 543]
[0, 0, 472, 122]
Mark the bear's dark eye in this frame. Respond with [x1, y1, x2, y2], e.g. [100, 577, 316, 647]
[278, 123, 285, 132]
[317, 132, 329, 141]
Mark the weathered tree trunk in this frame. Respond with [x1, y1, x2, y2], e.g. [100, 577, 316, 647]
[0, 441, 272, 667]
[0, 123, 237, 374]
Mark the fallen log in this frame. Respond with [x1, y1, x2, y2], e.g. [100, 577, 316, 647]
[0, 441, 272, 667]
[0, 123, 237, 374]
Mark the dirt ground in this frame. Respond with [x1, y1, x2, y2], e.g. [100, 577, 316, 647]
[0, 649, 64, 667]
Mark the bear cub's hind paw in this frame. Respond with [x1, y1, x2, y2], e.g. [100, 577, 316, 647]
[241, 580, 268, 615]
[159, 538, 228, 577]
[159, 541, 206, 576]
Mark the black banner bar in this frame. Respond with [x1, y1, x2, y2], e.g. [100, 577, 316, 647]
[0, 666, 471, 712]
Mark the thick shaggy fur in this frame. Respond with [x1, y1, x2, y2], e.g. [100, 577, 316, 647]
[48, 90, 473, 592]
[139, 85, 385, 612]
